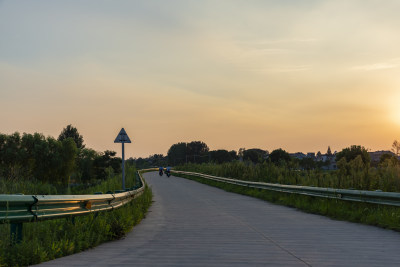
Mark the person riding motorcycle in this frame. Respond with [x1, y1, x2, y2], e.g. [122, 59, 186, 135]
[165, 166, 171, 177]
[159, 166, 164, 176]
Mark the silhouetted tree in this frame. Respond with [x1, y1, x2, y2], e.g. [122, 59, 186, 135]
[300, 157, 316, 170]
[148, 154, 167, 167]
[93, 150, 121, 180]
[336, 145, 370, 164]
[327, 146, 333, 156]
[269, 148, 291, 165]
[0, 132, 78, 185]
[58, 124, 85, 149]
[379, 153, 398, 164]
[167, 142, 187, 165]
[186, 141, 209, 163]
[392, 140, 400, 156]
[243, 148, 267, 163]
[77, 148, 98, 182]
[209, 149, 237, 164]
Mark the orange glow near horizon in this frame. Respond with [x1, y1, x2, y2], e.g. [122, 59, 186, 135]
[1, 1, 400, 158]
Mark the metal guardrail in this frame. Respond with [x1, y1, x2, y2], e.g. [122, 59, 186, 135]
[1, 171, 146, 242]
[172, 170, 400, 207]
[0, 171, 145, 224]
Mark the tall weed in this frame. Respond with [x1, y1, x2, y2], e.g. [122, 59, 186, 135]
[176, 161, 400, 192]
[0, 167, 152, 267]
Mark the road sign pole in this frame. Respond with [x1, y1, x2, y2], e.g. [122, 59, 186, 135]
[122, 142, 125, 190]
[114, 128, 131, 191]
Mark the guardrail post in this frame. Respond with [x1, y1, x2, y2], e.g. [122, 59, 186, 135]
[10, 222, 23, 244]
[136, 173, 141, 187]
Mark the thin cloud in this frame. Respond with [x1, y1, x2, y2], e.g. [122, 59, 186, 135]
[352, 58, 400, 71]
[234, 38, 318, 58]
[241, 48, 291, 57]
[238, 38, 318, 46]
[246, 65, 311, 73]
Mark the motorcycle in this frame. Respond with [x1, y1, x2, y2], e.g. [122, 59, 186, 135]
[166, 170, 171, 177]
[159, 169, 163, 176]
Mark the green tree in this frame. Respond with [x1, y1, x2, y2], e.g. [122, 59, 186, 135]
[59, 138, 78, 185]
[379, 153, 398, 165]
[335, 145, 370, 165]
[78, 148, 98, 182]
[209, 149, 237, 164]
[243, 149, 267, 163]
[148, 154, 167, 167]
[269, 148, 291, 165]
[58, 124, 85, 149]
[167, 142, 187, 165]
[93, 150, 121, 180]
[21, 132, 46, 179]
[187, 141, 209, 163]
[0, 132, 23, 179]
[299, 157, 316, 170]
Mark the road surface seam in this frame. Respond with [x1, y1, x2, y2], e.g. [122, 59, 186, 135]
[202, 198, 311, 266]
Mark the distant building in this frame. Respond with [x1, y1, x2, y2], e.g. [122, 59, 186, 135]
[306, 152, 315, 159]
[290, 151, 337, 170]
[290, 152, 307, 160]
[368, 150, 396, 163]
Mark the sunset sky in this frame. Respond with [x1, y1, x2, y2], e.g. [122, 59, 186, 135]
[1, 1, 400, 158]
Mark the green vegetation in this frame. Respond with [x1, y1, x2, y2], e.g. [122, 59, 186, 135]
[174, 153, 400, 192]
[0, 178, 58, 195]
[167, 141, 210, 165]
[175, 173, 400, 232]
[72, 165, 140, 195]
[0, 132, 77, 188]
[0, 126, 153, 266]
[0, 167, 152, 267]
[58, 124, 85, 149]
[0, 125, 123, 194]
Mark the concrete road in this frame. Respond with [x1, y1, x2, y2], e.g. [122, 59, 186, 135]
[36, 172, 400, 266]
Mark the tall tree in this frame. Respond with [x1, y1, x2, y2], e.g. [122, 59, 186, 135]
[186, 141, 209, 163]
[167, 142, 187, 165]
[300, 157, 316, 170]
[379, 153, 398, 164]
[269, 148, 291, 165]
[77, 148, 98, 182]
[327, 146, 332, 156]
[58, 124, 85, 149]
[209, 149, 237, 164]
[335, 145, 370, 164]
[243, 148, 267, 163]
[93, 150, 121, 180]
[392, 140, 400, 156]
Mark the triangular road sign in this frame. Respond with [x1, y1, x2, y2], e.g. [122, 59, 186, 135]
[114, 128, 132, 143]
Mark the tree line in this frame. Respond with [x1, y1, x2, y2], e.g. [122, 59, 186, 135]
[171, 142, 400, 192]
[0, 125, 121, 187]
[132, 140, 400, 172]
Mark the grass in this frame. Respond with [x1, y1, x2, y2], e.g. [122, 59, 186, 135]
[0, 178, 58, 195]
[174, 172, 400, 232]
[0, 167, 153, 267]
[175, 161, 400, 192]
